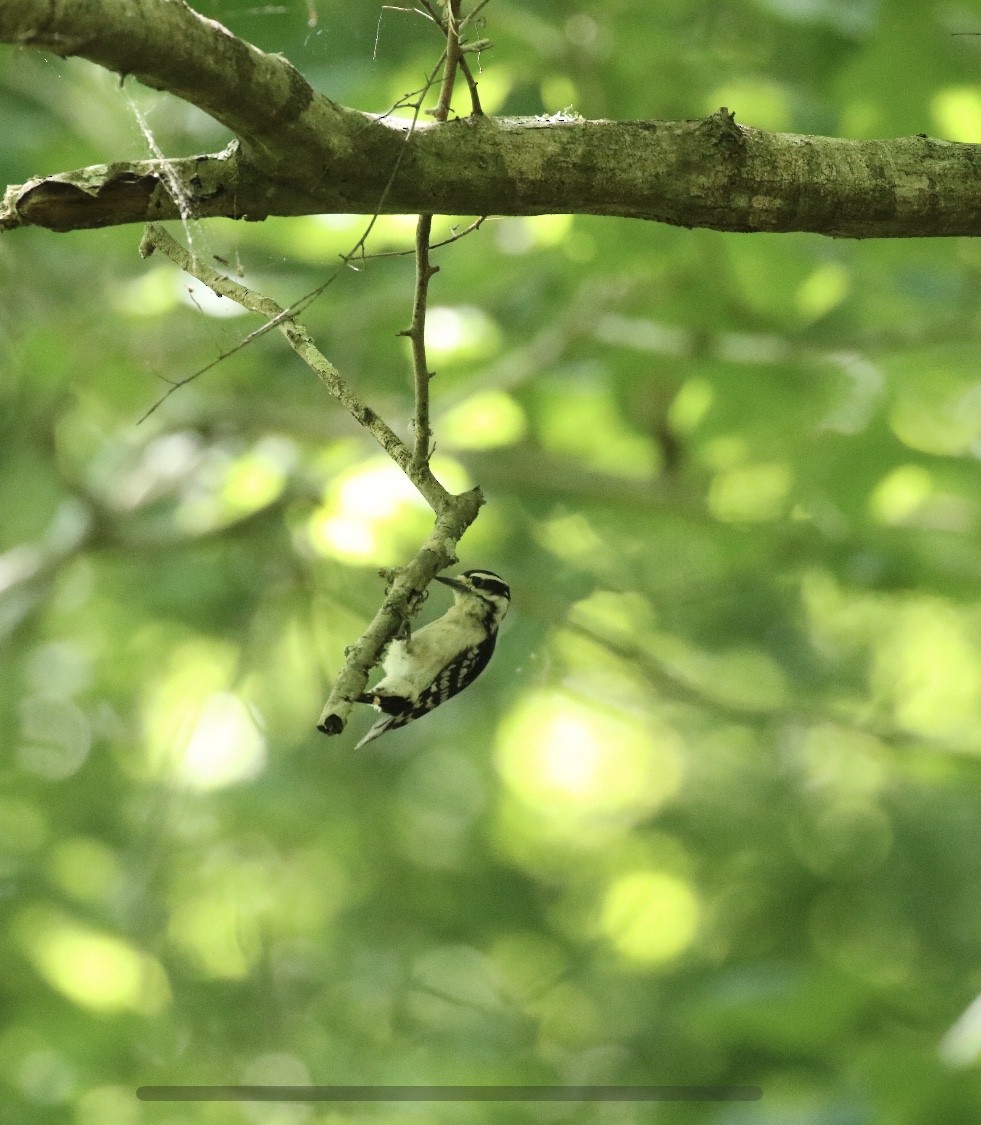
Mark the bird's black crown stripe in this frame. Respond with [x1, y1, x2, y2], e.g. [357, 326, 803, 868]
[462, 570, 510, 598]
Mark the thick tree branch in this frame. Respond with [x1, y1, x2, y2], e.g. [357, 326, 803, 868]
[2, 2, 981, 238]
[0, 0, 365, 187]
[9, 115, 981, 239]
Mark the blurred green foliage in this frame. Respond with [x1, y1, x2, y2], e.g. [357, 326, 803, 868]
[3, 1, 981, 1122]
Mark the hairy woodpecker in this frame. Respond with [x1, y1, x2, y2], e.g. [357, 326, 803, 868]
[354, 569, 511, 748]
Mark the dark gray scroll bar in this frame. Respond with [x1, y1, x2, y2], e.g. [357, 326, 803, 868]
[137, 1085, 762, 1102]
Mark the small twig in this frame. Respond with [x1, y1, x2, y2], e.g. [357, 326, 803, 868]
[335, 54, 446, 271]
[404, 214, 437, 470]
[457, 53, 483, 116]
[433, 0, 464, 120]
[461, 0, 492, 25]
[349, 216, 487, 262]
[418, 0, 484, 115]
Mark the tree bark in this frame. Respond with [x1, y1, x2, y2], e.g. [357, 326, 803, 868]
[3, 0, 981, 239]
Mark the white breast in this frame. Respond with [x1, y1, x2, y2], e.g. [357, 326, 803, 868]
[371, 605, 485, 702]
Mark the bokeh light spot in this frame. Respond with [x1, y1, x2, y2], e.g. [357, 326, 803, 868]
[601, 871, 699, 965]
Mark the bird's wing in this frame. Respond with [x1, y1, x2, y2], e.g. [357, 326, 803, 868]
[354, 635, 497, 748]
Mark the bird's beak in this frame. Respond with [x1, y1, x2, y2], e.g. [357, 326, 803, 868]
[435, 574, 467, 591]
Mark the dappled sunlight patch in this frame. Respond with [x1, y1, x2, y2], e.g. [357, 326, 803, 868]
[537, 381, 659, 478]
[239, 1052, 312, 1089]
[594, 312, 690, 357]
[872, 599, 981, 746]
[289, 212, 369, 258]
[168, 438, 294, 533]
[885, 346, 981, 457]
[800, 568, 885, 655]
[112, 265, 180, 317]
[540, 75, 578, 114]
[870, 463, 931, 525]
[425, 305, 501, 365]
[570, 588, 656, 637]
[306, 455, 472, 564]
[178, 275, 248, 318]
[890, 392, 981, 457]
[16, 694, 91, 781]
[941, 993, 981, 1069]
[645, 632, 789, 712]
[74, 1086, 140, 1125]
[494, 215, 575, 256]
[218, 439, 292, 516]
[13, 907, 170, 1014]
[805, 574, 981, 748]
[931, 86, 981, 142]
[793, 724, 888, 799]
[98, 431, 202, 511]
[600, 870, 700, 966]
[342, 212, 418, 247]
[178, 692, 266, 790]
[669, 376, 714, 433]
[699, 434, 748, 472]
[708, 461, 792, 522]
[167, 893, 256, 980]
[820, 352, 884, 435]
[704, 78, 792, 131]
[15, 1047, 75, 1109]
[139, 638, 267, 788]
[463, 67, 510, 113]
[439, 390, 528, 449]
[534, 511, 605, 567]
[166, 846, 343, 980]
[309, 513, 377, 560]
[306, 459, 429, 564]
[45, 837, 123, 907]
[495, 692, 684, 834]
[795, 262, 850, 322]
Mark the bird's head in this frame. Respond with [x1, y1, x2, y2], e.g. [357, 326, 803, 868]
[436, 569, 511, 627]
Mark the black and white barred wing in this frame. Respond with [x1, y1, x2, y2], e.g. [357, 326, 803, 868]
[354, 633, 497, 749]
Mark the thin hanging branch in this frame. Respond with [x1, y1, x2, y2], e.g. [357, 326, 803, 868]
[132, 6, 486, 743]
[137, 223, 484, 739]
[132, 9, 484, 742]
[402, 0, 466, 473]
[138, 224, 449, 502]
[320, 0, 484, 738]
[404, 214, 437, 471]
